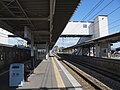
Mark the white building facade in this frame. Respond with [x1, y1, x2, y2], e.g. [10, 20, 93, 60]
[62, 15, 110, 57]
[62, 21, 92, 35]
[89, 15, 108, 39]
[0, 28, 9, 44]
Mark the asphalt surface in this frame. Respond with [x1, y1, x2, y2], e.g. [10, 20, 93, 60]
[0, 70, 17, 90]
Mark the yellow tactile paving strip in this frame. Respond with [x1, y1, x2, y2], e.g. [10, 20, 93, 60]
[52, 58, 65, 88]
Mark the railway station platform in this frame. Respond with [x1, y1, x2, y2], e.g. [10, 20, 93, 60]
[17, 57, 82, 90]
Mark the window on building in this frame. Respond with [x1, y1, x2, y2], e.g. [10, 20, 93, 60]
[83, 24, 87, 28]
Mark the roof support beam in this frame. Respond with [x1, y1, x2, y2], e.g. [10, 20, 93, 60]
[50, 0, 56, 43]
[53, 0, 56, 15]
[50, 0, 53, 43]
[15, 0, 36, 29]
[0, 1, 15, 16]
[0, 20, 15, 33]
[0, 18, 50, 21]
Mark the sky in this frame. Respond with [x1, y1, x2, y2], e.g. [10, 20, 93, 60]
[0, 0, 120, 48]
[55, 0, 120, 49]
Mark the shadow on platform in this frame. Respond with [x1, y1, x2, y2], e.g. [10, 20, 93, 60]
[17, 86, 82, 90]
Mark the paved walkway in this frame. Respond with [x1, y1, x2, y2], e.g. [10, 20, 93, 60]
[17, 57, 82, 90]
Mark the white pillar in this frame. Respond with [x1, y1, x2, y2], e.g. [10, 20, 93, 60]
[31, 36, 34, 56]
[36, 48, 38, 60]
[46, 43, 49, 59]
[95, 42, 111, 58]
[31, 35, 35, 68]
[95, 44, 100, 57]
[24, 26, 31, 40]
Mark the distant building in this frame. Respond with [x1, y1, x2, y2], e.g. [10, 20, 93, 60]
[89, 15, 108, 39]
[62, 15, 108, 44]
[0, 28, 27, 46]
[62, 15, 109, 57]
[62, 21, 92, 36]
[0, 30, 9, 44]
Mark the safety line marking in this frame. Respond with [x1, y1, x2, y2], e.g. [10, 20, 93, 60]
[52, 58, 65, 88]
[54, 57, 83, 90]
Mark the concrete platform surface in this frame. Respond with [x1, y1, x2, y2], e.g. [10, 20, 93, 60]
[17, 57, 82, 90]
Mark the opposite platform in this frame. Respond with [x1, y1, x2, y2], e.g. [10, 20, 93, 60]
[17, 57, 82, 90]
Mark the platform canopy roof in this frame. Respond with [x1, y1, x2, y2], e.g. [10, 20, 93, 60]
[63, 32, 120, 50]
[0, 0, 80, 48]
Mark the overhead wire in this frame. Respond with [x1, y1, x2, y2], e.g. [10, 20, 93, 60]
[89, 5, 120, 30]
[88, 0, 115, 21]
[109, 18, 120, 25]
[108, 6, 120, 15]
[0, 0, 15, 11]
[72, 0, 120, 44]
[100, 18, 120, 31]
[108, 24, 120, 30]
[99, 23, 120, 34]
[71, 0, 115, 33]
[69, 0, 104, 33]
[82, 0, 104, 20]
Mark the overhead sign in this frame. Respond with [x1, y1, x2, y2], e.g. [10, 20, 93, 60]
[24, 26, 31, 40]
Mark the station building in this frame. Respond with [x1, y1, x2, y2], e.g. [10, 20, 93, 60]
[62, 15, 110, 57]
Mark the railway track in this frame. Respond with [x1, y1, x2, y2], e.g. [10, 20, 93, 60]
[68, 60, 120, 89]
[72, 59, 120, 81]
[55, 54, 120, 90]
[61, 60, 111, 90]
